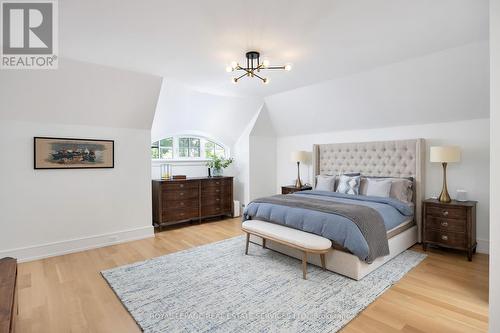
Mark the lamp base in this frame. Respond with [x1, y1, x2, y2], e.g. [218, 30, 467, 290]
[438, 190, 451, 203]
[295, 178, 303, 188]
[438, 162, 452, 203]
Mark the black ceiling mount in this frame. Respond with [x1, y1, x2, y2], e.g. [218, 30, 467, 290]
[226, 51, 292, 84]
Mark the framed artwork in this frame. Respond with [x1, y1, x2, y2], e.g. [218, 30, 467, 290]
[34, 137, 114, 169]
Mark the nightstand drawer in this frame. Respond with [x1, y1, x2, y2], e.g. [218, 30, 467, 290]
[425, 215, 466, 233]
[425, 229, 466, 248]
[426, 205, 466, 219]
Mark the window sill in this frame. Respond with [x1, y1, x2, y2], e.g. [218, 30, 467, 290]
[152, 159, 210, 165]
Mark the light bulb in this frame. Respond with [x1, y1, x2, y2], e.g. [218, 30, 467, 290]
[225, 66, 233, 72]
[230, 61, 238, 69]
[262, 59, 270, 68]
[284, 64, 292, 71]
[231, 78, 238, 84]
[263, 78, 269, 85]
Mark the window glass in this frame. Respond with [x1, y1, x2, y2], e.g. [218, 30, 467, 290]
[152, 136, 226, 160]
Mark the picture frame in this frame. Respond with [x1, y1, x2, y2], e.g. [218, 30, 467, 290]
[34, 137, 114, 169]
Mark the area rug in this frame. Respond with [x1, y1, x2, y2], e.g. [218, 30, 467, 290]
[101, 236, 426, 333]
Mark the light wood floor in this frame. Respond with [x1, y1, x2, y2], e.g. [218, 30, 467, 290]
[16, 217, 489, 333]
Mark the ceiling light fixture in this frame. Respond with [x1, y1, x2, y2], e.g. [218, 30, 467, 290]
[226, 51, 292, 84]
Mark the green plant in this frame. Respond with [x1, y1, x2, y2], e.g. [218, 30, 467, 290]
[206, 156, 233, 170]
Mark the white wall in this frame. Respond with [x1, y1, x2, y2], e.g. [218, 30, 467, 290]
[0, 60, 162, 261]
[490, 0, 499, 331]
[276, 118, 490, 253]
[0, 121, 154, 261]
[248, 105, 277, 201]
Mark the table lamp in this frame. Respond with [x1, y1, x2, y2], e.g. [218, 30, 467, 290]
[291, 151, 308, 188]
[430, 146, 461, 203]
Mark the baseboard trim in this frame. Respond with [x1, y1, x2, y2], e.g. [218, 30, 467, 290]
[0, 226, 155, 263]
[476, 238, 489, 254]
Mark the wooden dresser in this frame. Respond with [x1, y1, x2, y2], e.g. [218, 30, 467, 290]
[0, 257, 17, 333]
[422, 199, 477, 261]
[152, 177, 233, 227]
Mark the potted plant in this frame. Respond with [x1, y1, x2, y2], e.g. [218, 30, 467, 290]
[206, 156, 233, 177]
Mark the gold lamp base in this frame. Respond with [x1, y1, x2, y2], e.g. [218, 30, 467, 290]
[295, 161, 303, 188]
[438, 162, 452, 203]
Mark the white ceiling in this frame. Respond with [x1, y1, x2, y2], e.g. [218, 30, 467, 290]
[60, 0, 488, 97]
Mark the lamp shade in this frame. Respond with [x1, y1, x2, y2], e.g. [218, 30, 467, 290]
[430, 146, 461, 163]
[291, 151, 309, 163]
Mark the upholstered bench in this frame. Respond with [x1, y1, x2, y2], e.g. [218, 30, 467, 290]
[242, 220, 332, 279]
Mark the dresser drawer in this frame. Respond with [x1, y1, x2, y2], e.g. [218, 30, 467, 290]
[162, 208, 198, 222]
[201, 179, 225, 188]
[163, 189, 199, 200]
[425, 229, 466, 249]
[201, 186, 223, 195]
[202, 205, 223, 216]
[425, 215, 466, 233]
[163, 198, 199, 210]
[426, 205, 466, 219]
[162, 181, 199, 191]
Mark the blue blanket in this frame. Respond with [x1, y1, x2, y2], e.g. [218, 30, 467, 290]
[243, 190, 414, 262]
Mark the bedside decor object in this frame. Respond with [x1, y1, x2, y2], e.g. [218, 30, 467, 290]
[422, 199, 477, 261]
[430, 146, 461, 203]
[281, 185, 313, 194]
[206, 156, 233, 177]
[291, 151, 308, 188]
[226, 51, 292, 84]
[456, 189, 468, 202]
[34, 137, 114, 169]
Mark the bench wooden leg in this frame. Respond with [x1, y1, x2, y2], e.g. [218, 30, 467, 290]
[262, 238, 266, 249]
[302, 251, 307, 280]
[245, 233, 250, 255]
[320, 253, 326, 271]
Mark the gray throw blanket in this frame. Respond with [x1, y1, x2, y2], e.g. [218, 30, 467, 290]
[250, 194, 390, 263]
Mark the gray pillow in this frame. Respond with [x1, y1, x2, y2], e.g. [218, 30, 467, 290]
[365, 178, 392, 197]
[360, 176, 413, 202]
[336, 175, 361, 195]
[315, 175, 335, 191]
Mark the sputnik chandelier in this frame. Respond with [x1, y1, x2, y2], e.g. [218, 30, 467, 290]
[225, 51, 292, 84]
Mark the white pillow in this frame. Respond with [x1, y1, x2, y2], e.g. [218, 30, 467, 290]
[315, 175, 335, 191]
[365, 178, 392, 198]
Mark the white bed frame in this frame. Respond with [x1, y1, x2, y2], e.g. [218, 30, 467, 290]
[253, 139, 425, 280]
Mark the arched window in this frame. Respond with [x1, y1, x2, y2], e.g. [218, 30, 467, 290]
[152, 135, 227, 160]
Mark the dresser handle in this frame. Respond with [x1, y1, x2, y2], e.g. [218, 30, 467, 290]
[180, 184, 184, 188]
[216, 189, 220, 193]
[441, 235, 448, 241]
[442, 211, 449, 216]
[216, 198, 220, 201]
[180, 192, 184, 196]
[441, 221, 448, 227]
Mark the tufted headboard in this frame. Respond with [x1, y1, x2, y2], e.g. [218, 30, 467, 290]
[312, 139, 425, 242]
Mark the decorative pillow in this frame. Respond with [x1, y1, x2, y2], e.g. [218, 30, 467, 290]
[360, 177, 413, 203]
[336, 175, 361, 195]
[334, 172, 361, 191]
[365, 178, 392, 198]
[390, 178, 413, 203]
[315, 175, 335, 191]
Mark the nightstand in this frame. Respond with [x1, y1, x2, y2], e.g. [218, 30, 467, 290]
[422, 199, 477, 261]
[281, 185, 312, 194]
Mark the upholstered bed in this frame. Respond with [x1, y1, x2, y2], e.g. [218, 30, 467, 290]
[245, 139, 425, 280]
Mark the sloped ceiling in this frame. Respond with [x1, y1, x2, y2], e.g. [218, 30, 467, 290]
[151, 81, 263, 146]
[264, 41, 489, 136]
[0, 58, 162, 129]
[59, 0, 488, 97]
